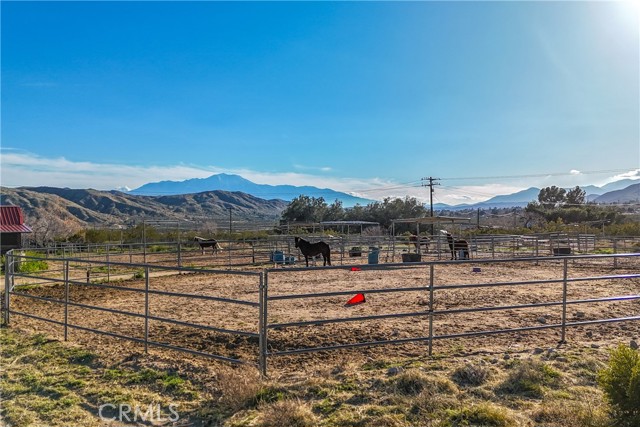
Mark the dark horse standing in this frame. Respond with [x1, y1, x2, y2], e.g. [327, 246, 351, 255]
[294, 237, 331, 267]
[444, 232, 469, 260]
[194, 236, 223, 255]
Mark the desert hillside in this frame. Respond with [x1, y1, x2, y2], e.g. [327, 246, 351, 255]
[0, 186, 288, 231]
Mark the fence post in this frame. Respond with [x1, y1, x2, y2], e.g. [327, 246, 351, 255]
[64, 261, 69, 341]
[144, 266, 150, 353]
[259, 271, 269, 376]
[3, 252, 12, 326]
[428, 264, 434, 356]
[178, 242, 182, 268]
[491, 236, 495, 259]
[106, 245, 111, 283]
[613, 240, 618, 269]
[560, 258, 568, 343]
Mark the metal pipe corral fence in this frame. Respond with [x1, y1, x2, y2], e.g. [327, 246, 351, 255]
[1, 249, 639, 375]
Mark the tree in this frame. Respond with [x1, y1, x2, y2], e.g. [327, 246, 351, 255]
[538, 186, 567, 209]
[325, 199, 345, 221]
[566, 186, 586, 205]
[281, 195, 328, 223]
[281, 195, 429, 231]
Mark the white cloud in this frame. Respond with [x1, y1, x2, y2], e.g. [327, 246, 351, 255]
[570, 169, 581, 175]
[0, 150, 214, 190]
[608, 168, 640, 182]
[293, 164, 333, 173]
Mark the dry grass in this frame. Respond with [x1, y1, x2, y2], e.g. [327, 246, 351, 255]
[256, 399, 318, 427]
[451, 362, 493, 387]
[1, 325, 625, 426]
[532, 391, 610, 427]
[216, 367, 263, 412]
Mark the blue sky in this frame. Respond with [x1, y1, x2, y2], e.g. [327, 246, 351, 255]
[2, 1, 639, 205]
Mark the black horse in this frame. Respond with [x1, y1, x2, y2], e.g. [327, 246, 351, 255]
[194, 236, 223, 255]
[294, 237, 331, 267]
[444, 232, 469, 260]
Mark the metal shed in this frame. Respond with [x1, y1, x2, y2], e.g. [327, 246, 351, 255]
[0, 206, 33, 254]
[319, 220, 380, 235]
[390, 216, 471, 236]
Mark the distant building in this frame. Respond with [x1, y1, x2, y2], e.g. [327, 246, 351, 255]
[0, 205, 33, 254]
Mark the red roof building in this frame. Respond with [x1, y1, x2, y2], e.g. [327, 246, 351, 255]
[0, 205, 32, 254]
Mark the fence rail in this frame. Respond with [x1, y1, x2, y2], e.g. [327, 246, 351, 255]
[2, 255, 262, 367]
[2, 250, 639, 375]
[16, 233, 640, 271]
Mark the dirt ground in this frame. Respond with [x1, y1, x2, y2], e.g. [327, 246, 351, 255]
[5, 255, 640, 375]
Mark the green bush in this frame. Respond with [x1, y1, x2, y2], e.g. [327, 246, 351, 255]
[16, 253, 49, 274]
[597, 344, 640, 426]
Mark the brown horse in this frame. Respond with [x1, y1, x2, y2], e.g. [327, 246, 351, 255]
[445, 232, 469, 260]
[294, 237, 331, 267]
[194, 236, 223, 255]
[409, 234, 429, 252]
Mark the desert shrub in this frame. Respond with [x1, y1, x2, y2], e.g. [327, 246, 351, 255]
[605, 222, 640, 236]
[597, 344, 640, 426]
[257, 399, 317, 427]
[452, 363, 491, 387]
[497, 359, 561, 398]
[593, 248, 614, 255]
[216, 368, 262, 412]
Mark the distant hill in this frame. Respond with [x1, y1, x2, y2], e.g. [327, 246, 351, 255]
[130, 173, 375, 207]
[0, 186, 288, 229]
[435, 181, 640, 210]
[594, 183, 640, 203]
[581, 179, 639, 196]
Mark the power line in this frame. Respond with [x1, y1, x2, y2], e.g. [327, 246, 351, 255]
[440, 168, 634, 181]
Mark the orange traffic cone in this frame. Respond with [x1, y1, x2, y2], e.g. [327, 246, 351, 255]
[346, 293, 366, 305]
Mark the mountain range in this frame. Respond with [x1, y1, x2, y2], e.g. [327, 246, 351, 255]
[131, 173, 640, 209]
[1, 176, 637, 231]
[434, 180, 639, 210]
[130, 173, 375, 207]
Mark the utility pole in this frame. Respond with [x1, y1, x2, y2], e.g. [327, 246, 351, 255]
[421, 177, 440, 235]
